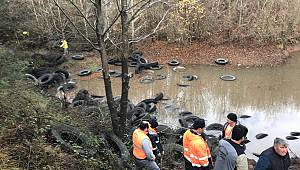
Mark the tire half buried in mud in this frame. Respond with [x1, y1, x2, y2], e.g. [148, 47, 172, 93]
[162, 143, 184, 168]
[220, 75, 236, 81]
[50, 124, 96, 156]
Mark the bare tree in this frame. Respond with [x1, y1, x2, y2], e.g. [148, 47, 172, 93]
[53, 0, 171, 137]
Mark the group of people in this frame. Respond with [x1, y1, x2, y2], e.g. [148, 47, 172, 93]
[131, 112, 292, 170]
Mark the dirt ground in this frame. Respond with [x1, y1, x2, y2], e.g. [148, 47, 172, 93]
[136, 41, 298, 67]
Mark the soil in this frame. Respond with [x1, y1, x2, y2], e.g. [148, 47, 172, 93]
[136, 40, 295, 67]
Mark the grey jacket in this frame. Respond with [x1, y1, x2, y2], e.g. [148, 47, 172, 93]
[214, 139, 248, 170]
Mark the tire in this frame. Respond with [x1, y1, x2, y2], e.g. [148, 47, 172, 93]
[57, 82, 76, 92]
[52, 55, 66, 66]
[178, 111, 193, 117]
[215, 58, 229, 65]
[135, 102, 148, 112]
[206, 123, 223, 131]
[114, 61, 123, 66]
[108, 70, 122, 77]
[25, 74, 38, 85]
[128, 61, 138, 67]
[177, 83, 190, 87]
[69, 100, 86, 107]
[150, 64, 162, 70]
[50, 124, 96, 156]
[255, 133, 268, 139]
[290, 132, 300, 136]
[29, 68, 50, 78]
[182, 75, 194, 81]
[95, 67, 103, 72]
[137, 57, 147, 64]
[52, 73, 66, 84]
[146, 103, 157, 113]
[140, 76, 154, 84]
[168, 59, 180, 66]
[78, 69, 91, 76]
[140, 99, 157, 104]
[38, 73, 54, 85]
[104, 132, 130, 162]
[154, 74, 167, 80]
[240, 115, 251, 118]
[153, 92, 164, 101]
[162, 143, 184, 167]
[220, 75, 236, 81]
[179, 115, 200, 128]
[55, 69, 70, 79]
[71, 54, 84, 60]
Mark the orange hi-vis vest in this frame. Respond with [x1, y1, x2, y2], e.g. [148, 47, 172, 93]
[132, 128, 152, 159]
[183, 129, 211, 167]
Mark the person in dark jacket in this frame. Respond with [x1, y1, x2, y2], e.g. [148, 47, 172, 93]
[222, 113, 238, 139]
[255, 137, 291, 170]
[147, 118, 163, 159]
[214, 124, 249, 170]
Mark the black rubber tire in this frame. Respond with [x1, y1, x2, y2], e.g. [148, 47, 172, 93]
[128, 61, 138, 67]
[137, 57, 147, 64]
[215, 58, 229, 65]
[220, 75, 236, 81]
[38, 73, 54, 85]
[136, 102, 149, 111]
[140, 98, 158, 104]
[177, 83, 190, 87]
[179, 115, 200, 128]
[55, 69, 70, 79]
[157, 124, 173, 134]
[50, 124, 96, 156]
[114, 61, 123, 66]
[104, 132, 130, 163]
[153, 92, 164, 101]
[78, 69, 91, 76]
[255, 133, 268, 139]
[150, 64, 162, 70]
[49, 55, 65, 66]
[71, 54, 84, 60]
[286, 136, 299, 140]
[146, 103, 157, 113]
[178, 111, 193, 117]
[52, 73, 66, 84]
[108, 70, 122, 77]
[154, 74, 167, 80]
[140, 76, 154, 84]
[206, 123, 223, 131]
[95, 67, 103, 72]
[182, 75, 194, 81]
[57, 82, 76, 92]
[69, 100, 86, 107]
[290, 132, 300, 136]
[25, 74, 39, 85]
[240, 115, 251, 118]
[162, 143, 184, 167]
[168, 59, 180, 66]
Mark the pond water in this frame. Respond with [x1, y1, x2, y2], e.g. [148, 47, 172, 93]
[74, 52, 300, 160]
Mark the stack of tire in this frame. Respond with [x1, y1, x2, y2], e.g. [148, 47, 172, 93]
[129, 92, 164, 126]
[128, 51, 162, 74]
[26, 68, 69, 87]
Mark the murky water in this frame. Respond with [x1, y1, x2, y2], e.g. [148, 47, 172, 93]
[73, 52, 300, 160]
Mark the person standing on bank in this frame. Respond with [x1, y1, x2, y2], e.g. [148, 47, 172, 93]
[222, 113, 238, 139]
[147, 118, 164, 160]
[132, 121, 160, 170]
[255, 138, 291, 170]
[183, 118, 212, 170]
[60, 39, 68, 55]
[214, 124, 249, 170]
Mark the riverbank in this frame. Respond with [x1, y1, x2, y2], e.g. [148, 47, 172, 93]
[136, 41, 295, 67]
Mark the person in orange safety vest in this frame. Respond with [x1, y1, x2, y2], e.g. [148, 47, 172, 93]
[183, 118, 212, 170]
[132, 121, 160, 170]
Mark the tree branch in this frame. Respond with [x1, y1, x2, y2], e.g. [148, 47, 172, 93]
[53, 0, 99, 50]
[68, 0, 96, 31]
[129, 8, 170, 43]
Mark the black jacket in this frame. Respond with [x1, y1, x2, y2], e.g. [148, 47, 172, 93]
[255, 147, 290, 170]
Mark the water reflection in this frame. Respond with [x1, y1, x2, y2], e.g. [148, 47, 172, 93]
[75, 52, 300, 160]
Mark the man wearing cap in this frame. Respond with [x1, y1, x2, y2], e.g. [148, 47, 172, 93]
[183, 118, 212, 170]
[132, 121, 160, 170]
[222, 113, 238, 139]
[214, 124, 249, 170]
[255, 138, 291, 170]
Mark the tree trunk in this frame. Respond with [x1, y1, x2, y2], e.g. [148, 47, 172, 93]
[95, 0, 119, 135]
[119, 0, 130, 138]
